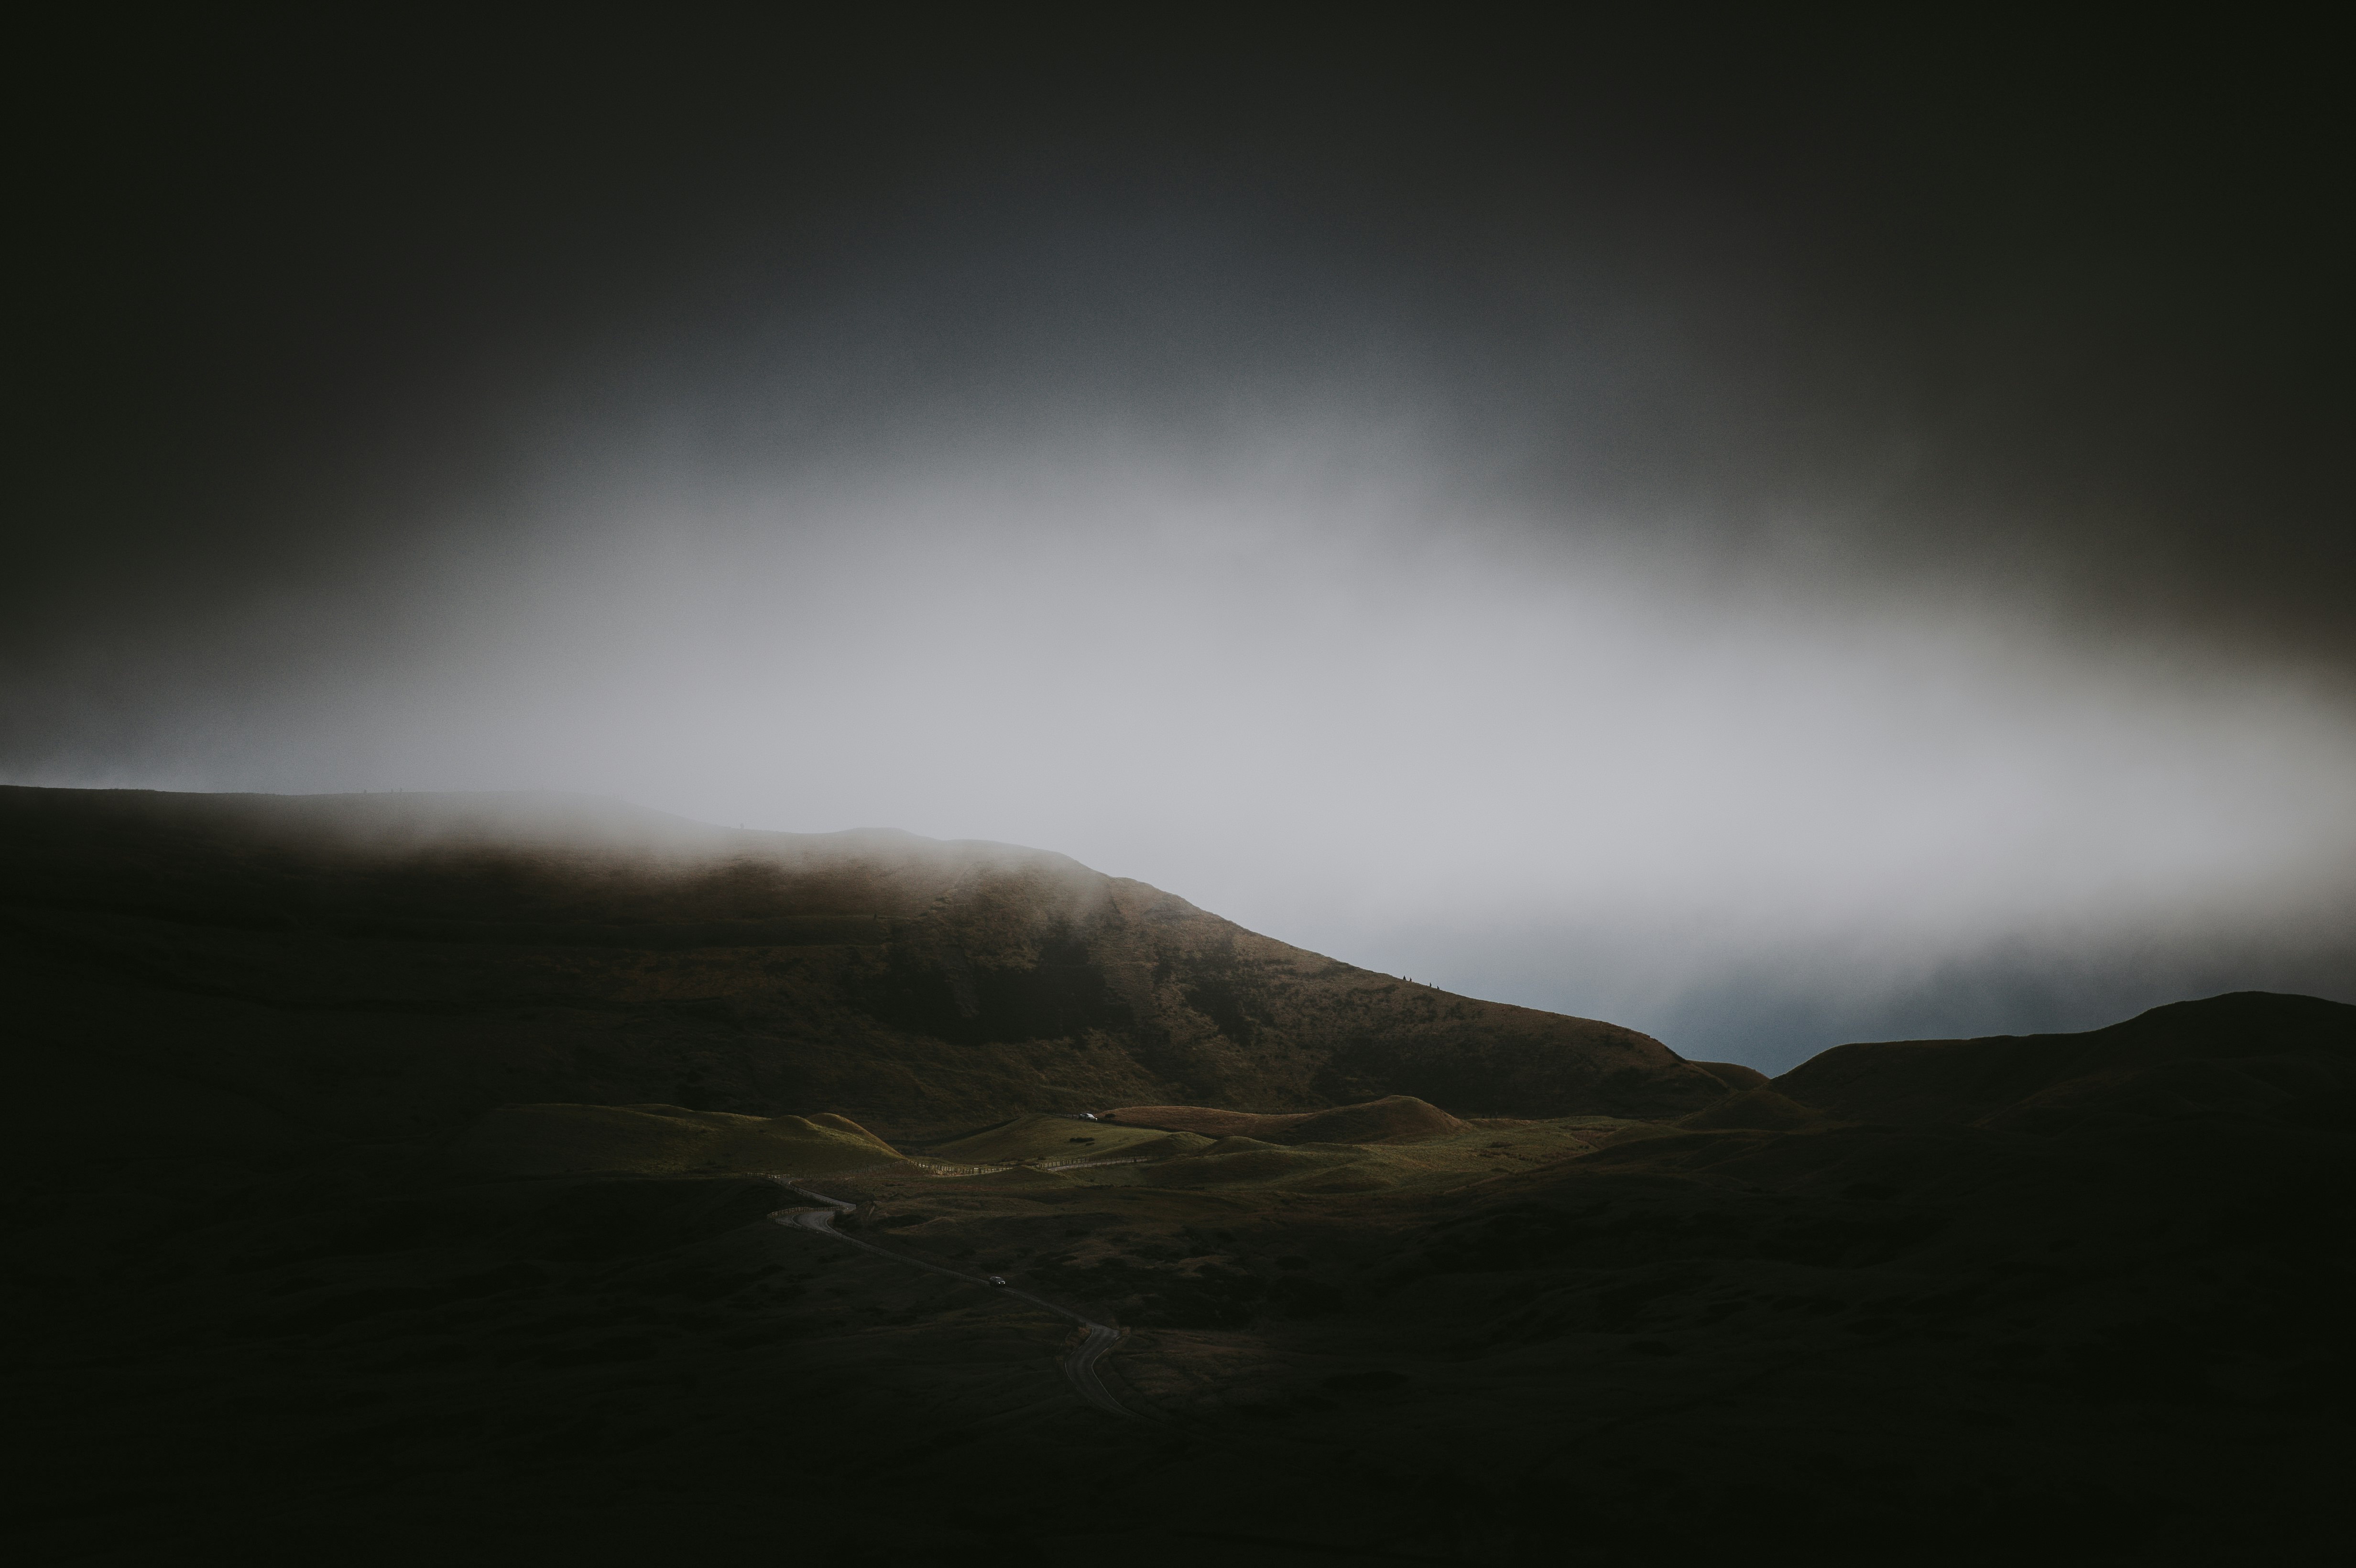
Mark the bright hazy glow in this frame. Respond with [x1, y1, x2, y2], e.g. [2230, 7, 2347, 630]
[17, 433, 2352, 1067]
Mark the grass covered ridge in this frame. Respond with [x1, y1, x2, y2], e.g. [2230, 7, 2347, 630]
[927, 1113, 1212, 1165]
[461, 1103, 902, 1176]
[1105, 1094, 1470, 1144]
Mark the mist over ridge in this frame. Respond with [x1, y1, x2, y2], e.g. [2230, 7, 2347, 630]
[13, 23, 2356, 1559]
[14, 436, 2352, 1068]
[8, 17, 2351, 1069]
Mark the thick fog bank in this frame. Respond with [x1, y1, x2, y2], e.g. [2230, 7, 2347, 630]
[10, 450, 2349, 1068]
[10, 21, 2348, 1067]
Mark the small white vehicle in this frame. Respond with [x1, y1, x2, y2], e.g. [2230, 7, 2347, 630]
[986, 1275, 1009, 1287]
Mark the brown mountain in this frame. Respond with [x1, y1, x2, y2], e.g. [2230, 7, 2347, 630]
[1774, 990, 2356, 1131]
[8, 785, 2349, 1561]
[0, 785, 1728, 1146]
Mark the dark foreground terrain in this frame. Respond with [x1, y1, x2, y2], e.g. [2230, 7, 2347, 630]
[6, 790, 2351, 1564]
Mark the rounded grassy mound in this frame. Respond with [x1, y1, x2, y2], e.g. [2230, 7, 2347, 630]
[927, 1113, 1196, 1164]
[1677, 1086, 1826, 1132]
[1148, 1137, 1362, 1187]
[1106, 1094, 1468, 1145]
[460, 1102, 902, 1176]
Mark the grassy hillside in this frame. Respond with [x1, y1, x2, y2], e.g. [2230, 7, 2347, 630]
[1774, 990, 2356, 1128]
[16, 787, 2346, 1559]
[461, 1103, 904, 1176]
[8, 991, 2351, 1562]
[1107, 1094, 1471, 1144]
[924, 1113, 1210, 1165]
[1, 785, 1729, 1147]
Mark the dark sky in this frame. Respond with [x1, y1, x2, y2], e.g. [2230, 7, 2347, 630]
[10, 15, 2351, 1067]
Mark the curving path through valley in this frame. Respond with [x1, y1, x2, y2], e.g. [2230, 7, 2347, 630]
[770, 1179, 1133, 1417]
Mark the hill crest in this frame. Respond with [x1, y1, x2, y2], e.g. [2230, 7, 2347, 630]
[2, 786, 1731, 1143]
[1773, 991, 2356, 1129]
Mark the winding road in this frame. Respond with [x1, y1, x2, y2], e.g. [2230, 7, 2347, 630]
[771, 1180, 1133, 1417]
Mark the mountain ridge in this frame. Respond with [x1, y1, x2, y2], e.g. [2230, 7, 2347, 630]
[1, 785, 1729, 1145]
[1774, 990, 2355, 1130]
[6, 786, 2350, 1560]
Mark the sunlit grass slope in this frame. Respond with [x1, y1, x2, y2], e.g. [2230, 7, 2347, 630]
[928, 1113, 1211, 1164]
[1125, 1116, 1610, 1192]
[886, 1107, 1623, 1197]
[462, 1103, 902, 1176]
[1106, 1094, 1469, 1144]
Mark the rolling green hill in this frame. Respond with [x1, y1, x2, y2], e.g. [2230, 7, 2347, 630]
[460, 1103, 904, 1176]
[1, 785, 1731, 1147]
[1773, 990, 2356, 1129]
[5, 784, 2349, 1565]
[925, 1113, 1211, 1165]
[1106, 1094, 1471, 1144]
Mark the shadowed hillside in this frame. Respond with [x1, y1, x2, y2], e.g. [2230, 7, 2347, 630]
[0, 786, 1727, 1146]
[458, 1104, 903, 1177]
[1774, 991, 2356, 1130]
[1106, 1095, 1472, 1143]
[13, 786, 2350, 1562]
[8, 986, 2347, 1564]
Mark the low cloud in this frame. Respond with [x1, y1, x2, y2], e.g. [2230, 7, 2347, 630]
[11, 435, 2349, 1067]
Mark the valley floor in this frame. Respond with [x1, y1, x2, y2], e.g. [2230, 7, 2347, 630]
[7, 794, 2347, 1562]
[12, 1085, 2350, 1565]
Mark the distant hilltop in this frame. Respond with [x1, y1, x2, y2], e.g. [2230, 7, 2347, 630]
[0, 785, 1732, 1145]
